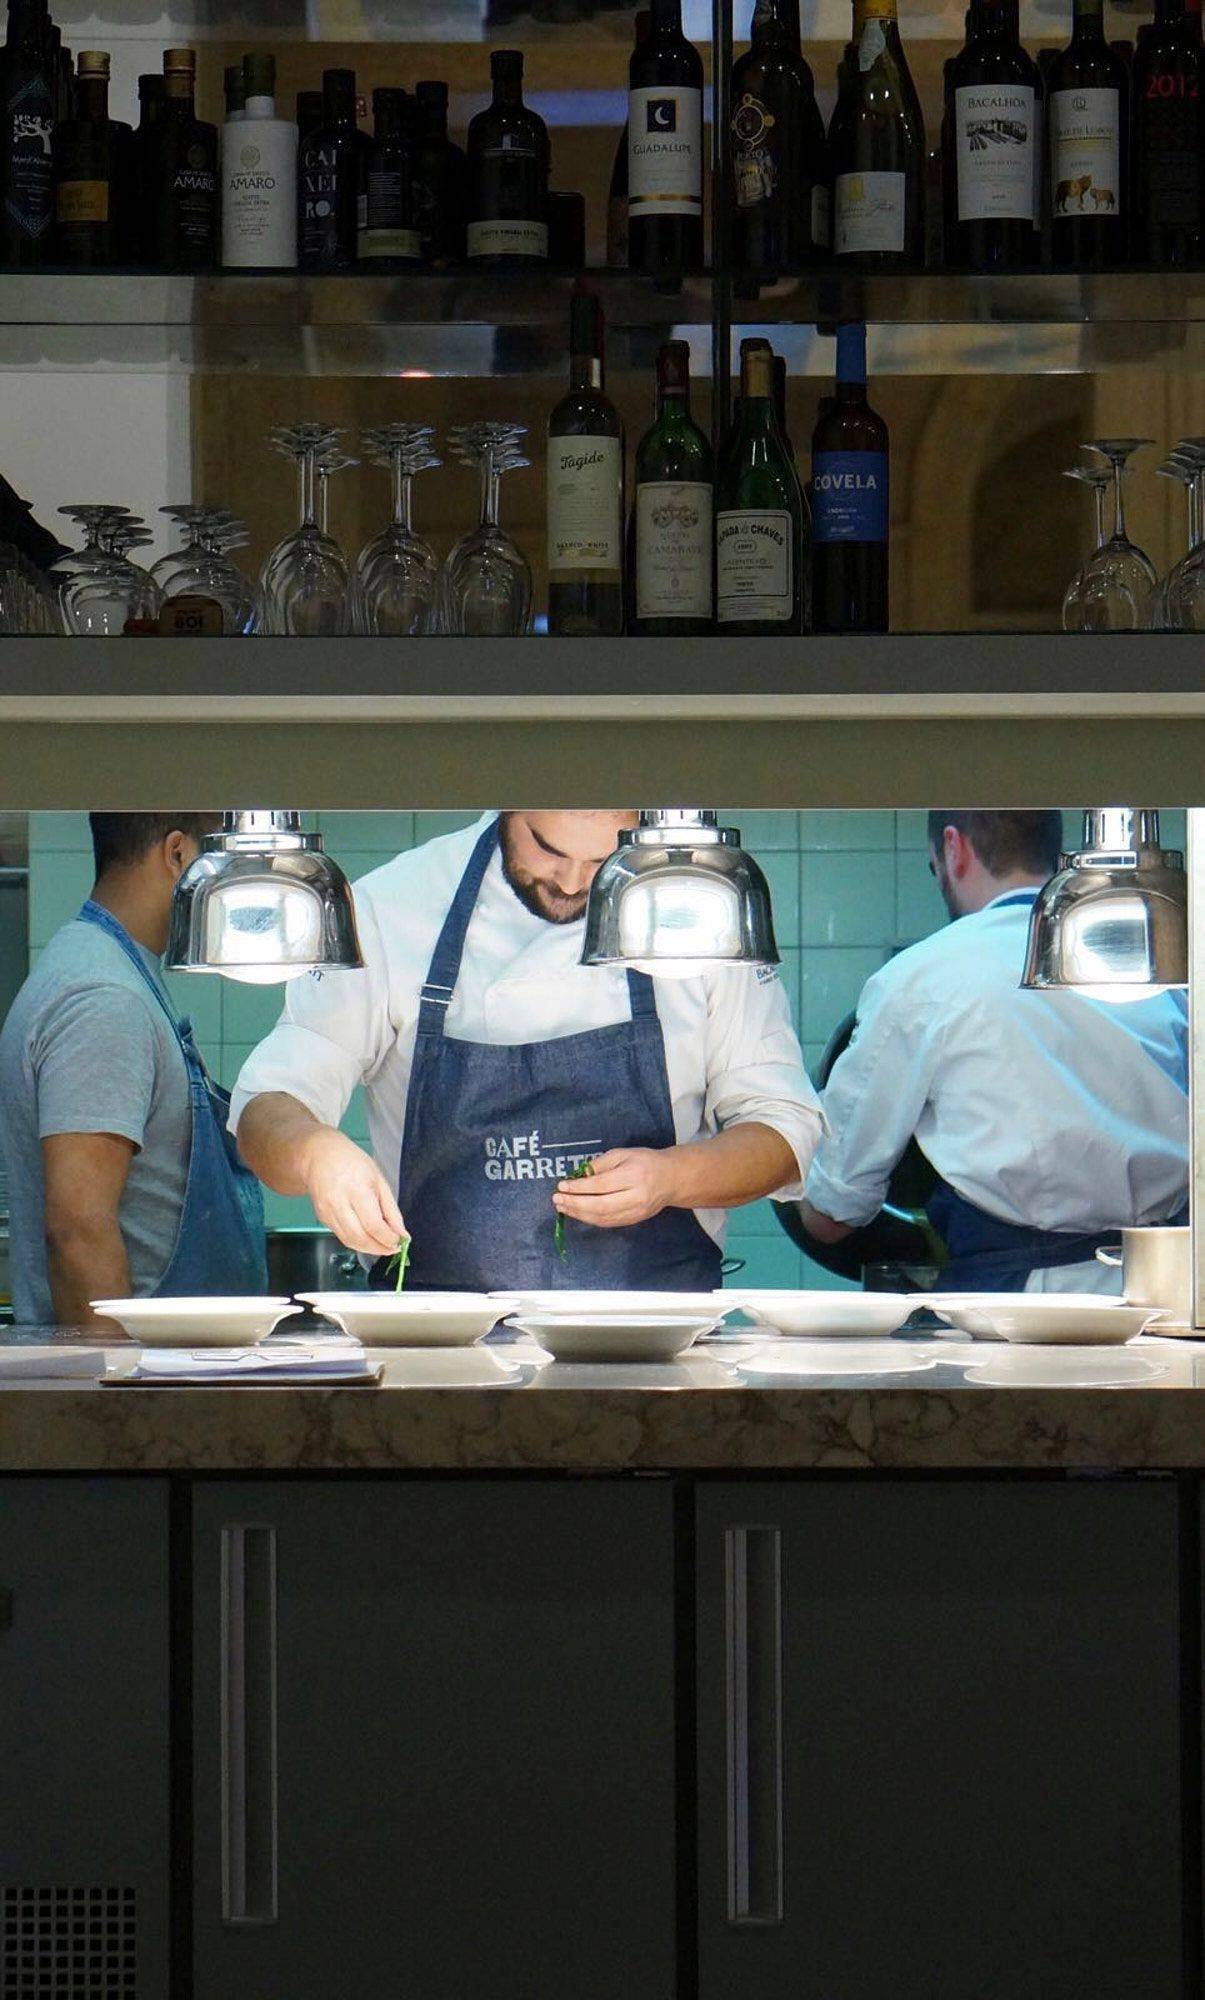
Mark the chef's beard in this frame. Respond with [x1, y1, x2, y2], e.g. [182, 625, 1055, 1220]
[499, 818, 589, 926]
[932, 854, 961, 922]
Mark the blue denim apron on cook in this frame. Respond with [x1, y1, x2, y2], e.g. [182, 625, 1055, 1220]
[924, 889, 1186, 1292]
[78, 900, 267, 1296]
[381, 817, 723, 1293]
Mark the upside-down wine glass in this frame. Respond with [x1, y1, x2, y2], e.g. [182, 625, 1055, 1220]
[159, 513, 261, 634]
[1074, 438, 1157, 631]
[54, 505, 159, 634]
[438, 421, 532, 637]
[1060, 465, 1111, 632]
[259, 424, 355, 636]
[355, 423, 442, 636]
[1161, 439, 1205, 634]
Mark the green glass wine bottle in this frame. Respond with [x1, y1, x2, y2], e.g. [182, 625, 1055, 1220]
[632, 340, 714, 636]
[716, 337, 805, 634]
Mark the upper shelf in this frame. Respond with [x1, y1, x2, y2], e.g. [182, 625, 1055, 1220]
[2, 270, 1202, 375]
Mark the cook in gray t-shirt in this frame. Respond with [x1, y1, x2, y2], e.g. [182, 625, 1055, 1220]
[0, 917, 193, 1325]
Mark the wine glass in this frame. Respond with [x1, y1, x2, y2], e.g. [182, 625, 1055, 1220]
[54, 505, 158, 634]
[1060, 465, 1110, 632]
[152, 504, 236, 594]
[355, 423, 442, 636]
[160, 513, 261, 635]
[0, 542, 62, 633]
[438, 421, 532, 637]
[259, 424, 355, 637]
[1162, 440, 1205, 634]
[1074, 438, 1157, 632]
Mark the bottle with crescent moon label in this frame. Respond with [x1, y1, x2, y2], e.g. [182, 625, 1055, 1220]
[627, 0, 704, 270]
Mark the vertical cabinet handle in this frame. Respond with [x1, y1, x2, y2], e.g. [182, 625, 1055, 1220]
[220, 1524, 278, 1925]
[724, 1524, 784, 1925]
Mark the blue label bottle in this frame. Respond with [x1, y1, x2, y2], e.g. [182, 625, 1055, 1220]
[810, 321, 889, 634]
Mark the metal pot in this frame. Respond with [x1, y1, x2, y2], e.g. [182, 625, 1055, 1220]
[266, 1228, 364, 1300]
[1097, 1227, 1191, 1326]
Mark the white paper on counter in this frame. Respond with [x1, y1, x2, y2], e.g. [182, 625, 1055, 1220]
[118, 1342, 380, 1386]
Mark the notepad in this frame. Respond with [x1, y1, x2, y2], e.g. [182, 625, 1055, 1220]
[118, 1343, 380, 1386]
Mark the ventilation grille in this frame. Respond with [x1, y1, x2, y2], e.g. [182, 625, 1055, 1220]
[1, 1887, 136, 1997]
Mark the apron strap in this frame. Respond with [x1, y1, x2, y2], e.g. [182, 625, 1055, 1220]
[78, 899, 183, 1041]
[626, 968, 658, 1018]
[416, 820, 501, 1036]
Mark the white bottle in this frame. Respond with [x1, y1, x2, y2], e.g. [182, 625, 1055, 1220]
[221, 52, 298, 269]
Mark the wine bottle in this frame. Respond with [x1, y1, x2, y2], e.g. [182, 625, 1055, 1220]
[298, 66, 359, 273]
[547, 292, 624, 637]
[717, 337, 805, 635]
[221, 53, 297, 271]
[830, 0, 926, 267]
[632, 340, 714, 636]
[145, 48, 218, 272]
[607, 8, 650, 265]
[943, 0, 1041, 268]
[732, 0, 830, 277]
[1, 0, 54, 265]
[466, 50, 549, 265]
[1048, 0, 1128, 267]
[296, 90, 323, 147]
[224, 63, 245, 122]
[1132, 0, 1204, 265]
[627, 0, 704, 271]
[132, 73, 162, 265]
[411, 80, 467, 264]
[358, 87, 420, 268]
[53, 49, 117, 266]
[810, 322, 888, 634]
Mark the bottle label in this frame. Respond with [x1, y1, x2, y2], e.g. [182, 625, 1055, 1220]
[466, 216, 549, 258]
[158, 594, 225, 637]
[1051, 87, 1121, 218]
[1138, 82, 1201, 227]
[733, 91, 778, 209]
[628, 86, 702, 217]
[858, 19, 888, 70]
[359, 226, 422, 259]
[954, 83, 1037, 221]
[636, 481, 713, 621]
[4, 76, 53, 239]
[812, 451, 888, 543]
[812, 182, 832, 247]
[716, 510, 793, 622]
[171, 147, 217, 251]
[548, 436, 622, 571]
[834, 170, 906, 253]
[56, 179, 109, 224]
[221, 122, 297, 266]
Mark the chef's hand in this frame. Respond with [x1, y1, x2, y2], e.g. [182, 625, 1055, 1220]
[553, 1148, 674, 1230]
[300, 1128, 407, 1258]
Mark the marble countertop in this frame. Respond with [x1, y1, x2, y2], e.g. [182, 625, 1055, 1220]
[3, 1331, 1205, 1472]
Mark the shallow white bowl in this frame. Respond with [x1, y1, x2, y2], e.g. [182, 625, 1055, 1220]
[727, 1290, 915, 1338]
[496, 1290, 724, 1320]
[509, 1313, 715, 1363]
[924, 1293, 1157, 1345]
[297, 1292, 518, 1346]
[91, 1297, 299, 1346]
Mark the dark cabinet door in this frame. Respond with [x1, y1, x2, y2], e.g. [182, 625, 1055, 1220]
[192, 1476, 678, 2000]
[0, 1476, 171, 1998]
[698, 1478, 1183, 2000]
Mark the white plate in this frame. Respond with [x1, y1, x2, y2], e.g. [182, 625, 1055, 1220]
[91, 1297, 300, 1346]
[496, 1290, 725, 1320]
[923, 1293, 1157, 1345]
[964, 1347, 1168, 1389]
[509, 1313, 716, 1363]
[297, 1292, 518, 1346]
[726, 1289, 916, 1338]
[736, 1341, 937, 1380]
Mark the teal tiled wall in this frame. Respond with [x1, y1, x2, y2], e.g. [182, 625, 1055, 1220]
[22, 808, 1189, 1289]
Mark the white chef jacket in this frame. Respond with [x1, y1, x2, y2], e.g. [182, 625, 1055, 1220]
[804, 888, 1188, 1282]
[231, 815, 822, 1249]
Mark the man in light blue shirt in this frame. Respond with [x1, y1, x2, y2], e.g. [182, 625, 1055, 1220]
[799, 810, 1188, 1293]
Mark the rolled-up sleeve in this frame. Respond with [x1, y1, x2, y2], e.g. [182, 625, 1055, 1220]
[805, 967, 939, 1225]
[704, 965, 824, 1199]
[229, 891, 394, 1136]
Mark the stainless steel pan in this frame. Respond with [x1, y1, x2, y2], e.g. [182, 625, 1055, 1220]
[1097, 1227, 1191, 1327]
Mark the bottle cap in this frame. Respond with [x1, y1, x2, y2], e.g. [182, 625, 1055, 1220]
[491, 48, 524, 79]
[164, 47, 196, 74]
[658, 339, 691, 390]
[296, 88, 323, 126]
[569, 290, 604, 359]
[225, 62, 245, 109]
[243, 51, 276, 98]
[78, 48, 109, 77]
[835, 321, 868, 384]
[323, 66, 357, 116]
[373, 85, 407, 129]
[416, 79, 448, 105]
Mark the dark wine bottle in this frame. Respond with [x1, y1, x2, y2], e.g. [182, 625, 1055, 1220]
[132, 73, 163, 265]
[810, 322, 888, 634]
[359, 87, 420, 268]
[53, 48, 118, 266]
[732, 0, 830, 276]
[1049, 0, 1128, 267]
[632, 340, 714, 636]
[1, 0, 54, 265]
[296, 90, 323, 147]
[943, 0, 1041, 268]
[717, 337, 805, 635]
[466, 50, 549, 265]
[829, 0, 926, 268]
[1132, 0, 1204, 265]
[145, 48, 217, 273]
[606, 8, 650, 265]
[298, 66, 359, 273]
[627, 0, 704, 271]
[547, 292, 624, 637]
[411, 80, 467, 264]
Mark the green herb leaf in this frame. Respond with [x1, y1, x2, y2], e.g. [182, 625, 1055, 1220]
[554, 1160, 594, 1264]
[390, 1234, 411, 1293]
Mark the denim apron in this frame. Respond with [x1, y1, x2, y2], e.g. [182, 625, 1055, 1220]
[380, 819, 723, 1293]
[924, 890, 1186, 1292]
[78, 901, 268, 1296]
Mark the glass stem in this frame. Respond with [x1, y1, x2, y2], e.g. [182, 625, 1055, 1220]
[391, 450, 410, 530]
[298, 450, 317, 530]
[480, 453, 501, 530]
[1111, 456, 1128, 544]
[1093, 482, 1107, 552]
[1190, 474, 1203, 555]
[319, 473, 330, 538]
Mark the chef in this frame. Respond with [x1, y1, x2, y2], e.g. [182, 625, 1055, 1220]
[232, 811, 821, 1290]
[798, 809, 1188, 1293]
[0, 813, 267, 1328]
